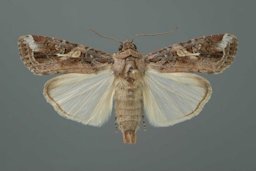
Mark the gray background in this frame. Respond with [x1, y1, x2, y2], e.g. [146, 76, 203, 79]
[0, 0, 255, 170]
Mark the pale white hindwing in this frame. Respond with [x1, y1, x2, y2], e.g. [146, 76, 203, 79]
[43, 69, 115, 127]
[143, 69, 212, 127]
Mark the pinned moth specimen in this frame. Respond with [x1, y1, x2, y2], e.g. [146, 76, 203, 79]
[18, 33, 238, 144]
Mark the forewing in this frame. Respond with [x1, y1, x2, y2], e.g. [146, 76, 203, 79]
[145, 33, 238, 73]
[43, 69, 115, 126]
[143, 69, 212, 127]
[18, 35, 113, 75]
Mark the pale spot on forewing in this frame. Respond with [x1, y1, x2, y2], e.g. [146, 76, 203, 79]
[189, 55, 199, 60]
[217, 33, 234, 49]
[173, 44, 200, 57]
[176, 49, 200, 57]
[56, 54, 69, 60]
[177, 50, 200, 57]
[56, 53, 66, 57]
[23, 35, 39, 51]
[57, 49, 81, 59]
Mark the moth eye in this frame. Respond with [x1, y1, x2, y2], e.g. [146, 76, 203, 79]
[133, 44, 137, 50]
[118, 44, 123, 51]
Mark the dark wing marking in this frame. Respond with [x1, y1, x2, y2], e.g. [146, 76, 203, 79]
[145, 33, 238, 73]
[18, 35, 113, 75]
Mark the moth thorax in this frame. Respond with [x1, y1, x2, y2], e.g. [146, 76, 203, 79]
[124, 58, 141, 82]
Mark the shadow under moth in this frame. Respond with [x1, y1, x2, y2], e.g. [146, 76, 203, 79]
[18, 33, 238, 144]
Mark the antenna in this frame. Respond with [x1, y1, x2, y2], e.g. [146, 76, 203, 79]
[132, 27, 178, 40]
[89, 29, 121, 44]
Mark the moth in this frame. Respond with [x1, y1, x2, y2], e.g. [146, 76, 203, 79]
[18, 33, 238, 144]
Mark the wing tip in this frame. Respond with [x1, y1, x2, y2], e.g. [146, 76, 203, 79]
[214, 33, 238, 74]
[18, 35, 44, 75]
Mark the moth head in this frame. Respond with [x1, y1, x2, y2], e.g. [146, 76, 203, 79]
[118, 40, 137, 52]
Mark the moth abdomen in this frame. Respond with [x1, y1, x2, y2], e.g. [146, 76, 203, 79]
[115, 102, 142, 144]
[114, 85, 143, 144]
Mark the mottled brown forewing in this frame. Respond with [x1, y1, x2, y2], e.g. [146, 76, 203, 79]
[18, 35, 113, 75]
[145, 34, 238, 73]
